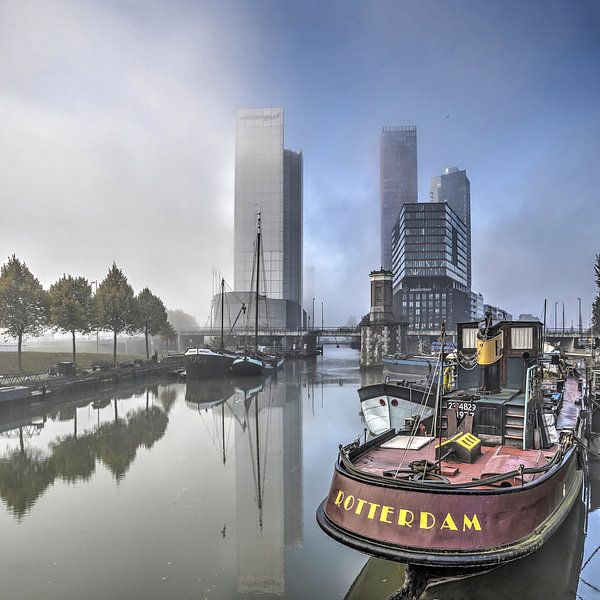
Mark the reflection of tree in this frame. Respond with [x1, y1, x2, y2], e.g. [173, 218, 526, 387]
[51, 436, 96, 483]
[0, 401, 169, 518]
[0, 447, 56, 520]
[91, 406, 168, 481]
[158, 386, 177, 413]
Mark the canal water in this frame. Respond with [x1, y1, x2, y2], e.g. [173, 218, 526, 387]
[0, 347, 599, 599]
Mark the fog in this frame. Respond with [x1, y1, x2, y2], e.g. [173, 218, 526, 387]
[1, 1, 599, 327]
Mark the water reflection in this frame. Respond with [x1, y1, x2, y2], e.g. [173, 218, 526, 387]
[1, 349, 595, 599]
[0, 384, 171, 519]
[183, 371, 304, 596]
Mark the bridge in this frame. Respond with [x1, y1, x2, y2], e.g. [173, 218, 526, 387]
[178, 326, 360, 338]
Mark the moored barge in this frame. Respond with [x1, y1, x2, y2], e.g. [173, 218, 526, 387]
[317, 318, 589, 569]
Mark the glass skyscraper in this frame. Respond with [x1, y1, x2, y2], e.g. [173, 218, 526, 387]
[380, 126, 417, 271]
[234, 108, 302, 327]
[430, 167, 471, 288]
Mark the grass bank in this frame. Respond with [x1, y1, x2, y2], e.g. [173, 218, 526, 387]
[0, 352, 143, 376]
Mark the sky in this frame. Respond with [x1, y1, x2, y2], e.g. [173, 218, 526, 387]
[1, 0, 599, 328]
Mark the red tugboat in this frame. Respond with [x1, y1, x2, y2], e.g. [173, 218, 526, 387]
[317, 317, 589, 581]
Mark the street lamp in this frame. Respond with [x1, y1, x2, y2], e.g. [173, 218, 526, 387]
[578, 297, 582, 335]
[312, 297, 315, 332]
[562, 302, 565, 334]
[554, 301, 558, 331]
[321, 301, 324, 330]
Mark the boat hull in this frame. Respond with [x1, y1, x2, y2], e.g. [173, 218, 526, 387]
[231, 356, 263, 376]
[317, 447, 583, 567]
[358, 382, 435, 435]
[184, 353, 233, 379]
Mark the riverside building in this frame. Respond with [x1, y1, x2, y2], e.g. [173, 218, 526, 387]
[233, 108, 303, 329]
[380, 126, 417, 271]
[391, 202, 470, 334]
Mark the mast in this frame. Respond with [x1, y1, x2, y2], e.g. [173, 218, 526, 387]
[437, 323, 446, 473]
[255, 213, 261, 352]
[220, 278, 225, 350]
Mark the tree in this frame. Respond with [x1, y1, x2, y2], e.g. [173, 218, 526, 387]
[136, 288, 168, 359]
[593, 254, 600, 333]
[95, 263, 137, 363]
[48, 275, 94, 364]
[159, 320, 177, 353]
[0, 256, 47, 372]
[167, 309, 199, 332]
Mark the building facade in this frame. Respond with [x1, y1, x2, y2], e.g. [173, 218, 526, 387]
[380, 126, 417, 271]
[470, 291, 485, 322]
[484, 304, 513, 322]
[233, 108, 303, 328]
[391, 202, 470, 333]
[430, 167, 471, 288]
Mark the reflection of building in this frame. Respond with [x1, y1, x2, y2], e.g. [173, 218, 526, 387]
[235, 376, 303, 595]
[380, 126, 417, 271]
[234, 108, 303, 328]
[392, 202, 470, 333]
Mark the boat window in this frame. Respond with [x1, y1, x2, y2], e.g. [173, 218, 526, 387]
[462, 327, 477, 349]
[511, 327, 533, 350]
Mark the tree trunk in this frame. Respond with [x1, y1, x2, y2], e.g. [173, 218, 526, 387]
[72, 329, 76, 364]
[145, 327, 149, 359]
[113, 330, 117, 364]
[17, 333, 22, 372]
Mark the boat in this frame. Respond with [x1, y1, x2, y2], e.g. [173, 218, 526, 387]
[184, 347, 233, 379]
[317, 315, 591, 582]
[184, 279, 244, 380]
[231, 213, 285, 377]
[358, 379, 438, 436]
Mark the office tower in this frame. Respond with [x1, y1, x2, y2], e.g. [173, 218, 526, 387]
[233, 108, 303, 327]
[430, 167, 471, 288]
[380, 126, 417, 271]
[391, 202, 470, 332]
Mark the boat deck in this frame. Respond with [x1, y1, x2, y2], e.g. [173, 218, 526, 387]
[353, 377, 582, 488]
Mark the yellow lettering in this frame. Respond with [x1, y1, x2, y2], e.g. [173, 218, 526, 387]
[367, 502, 381, 520]
[334, 490, 344, 506]
[343, 495, 355, 511]
[441, 513, 458, 531]
[420, 512, 435, 529]
[354, 499, 367, 516]
[380, 505, 394, 524]
[397, 509, 414, 527]
[463, 514, 482, 531]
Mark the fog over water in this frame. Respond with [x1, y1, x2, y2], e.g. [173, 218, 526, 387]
[1, 1, 599, 324]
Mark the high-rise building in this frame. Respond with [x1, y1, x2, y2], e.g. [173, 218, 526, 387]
[233, 108, 303, 328]
[391, 202, 470, 332]
[470, 291, 485, 321]
[430, 167, 471, 288]
[380, 126, 417, 271]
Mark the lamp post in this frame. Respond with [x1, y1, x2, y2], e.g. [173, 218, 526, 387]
[312, 297, 315, 332]
[554, 301, 558, 331]
[562, 302, 565, 334]
[578, 297, 582, 335]
[321, 301, 324, 330]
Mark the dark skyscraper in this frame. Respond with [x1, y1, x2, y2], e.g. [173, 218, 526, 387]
[391, 202, 470, 332]
[380, 126, 417, 271]
[430, 167, 471, 288]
